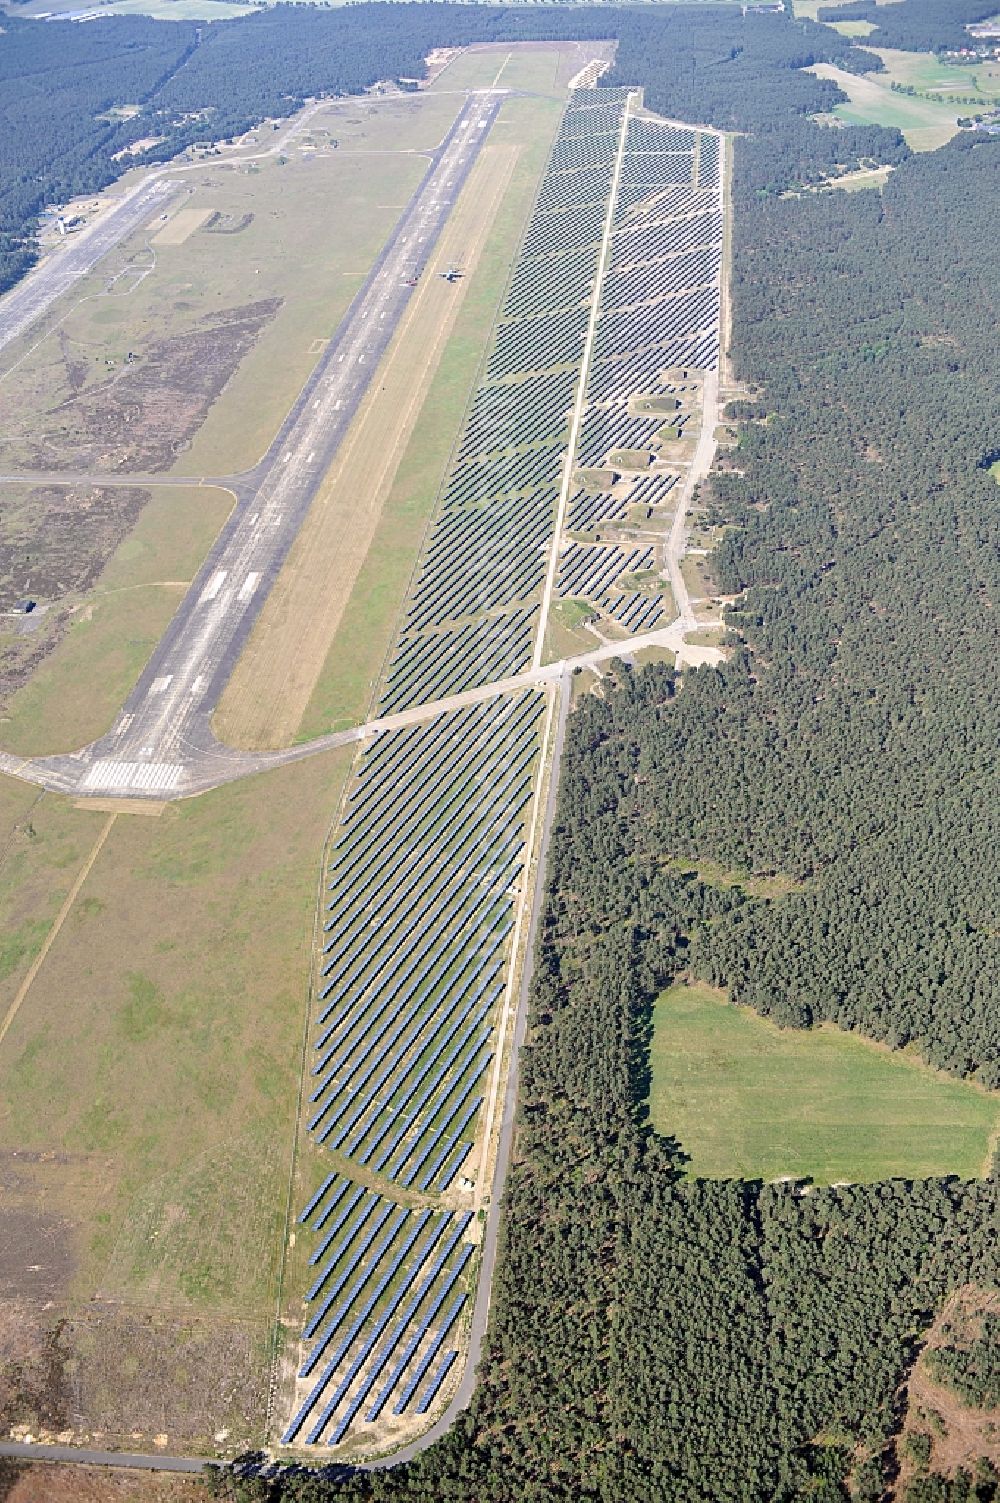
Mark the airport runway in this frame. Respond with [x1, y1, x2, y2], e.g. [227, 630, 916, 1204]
[0, 177, 181, 362]
[23, 90, 503, 799]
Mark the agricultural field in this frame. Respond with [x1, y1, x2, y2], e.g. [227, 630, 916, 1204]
[809, 60, 961, 149]
[870, 46, 1000, 104]
[649, 982, 999, 1184]
[277, 692, 550, 1454]
[0, 746, 353, 1450]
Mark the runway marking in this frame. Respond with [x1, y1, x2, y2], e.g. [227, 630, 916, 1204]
[199, 569, 227, 603]
[82, 761, 184, 793]
[238, 572, 260, 602]
[149, 676, 172, 695]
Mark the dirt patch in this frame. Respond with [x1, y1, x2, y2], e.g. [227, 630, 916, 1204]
[19, 299, 281, 474]
[2, 1303, 268, 1453]
[0, 1461, 203, 1502]
[894, 1285, 1000, 1496]
[0, 1302, 74, 1435]
[202, 211, 254, 235]
[0, 1211, 76, 1304]
[0, 487, 149, 610]
[0, 485, 150, 712]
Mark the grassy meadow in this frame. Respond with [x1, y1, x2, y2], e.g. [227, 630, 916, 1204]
[649, 982, 998, 1184]
[0, 748, 353, 1305]
[809, 61, 961, 150]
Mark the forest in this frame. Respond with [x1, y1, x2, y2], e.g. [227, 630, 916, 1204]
[0, 2, 896, 294]
[814, 0, 999, 52]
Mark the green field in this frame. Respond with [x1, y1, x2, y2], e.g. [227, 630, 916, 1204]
[0, 746, 352, 1447]
[871, 46, 1000, 104]
[810, 61, 961, 150]
[649, 982, 998, 1183]
[830, 19, 876, 36]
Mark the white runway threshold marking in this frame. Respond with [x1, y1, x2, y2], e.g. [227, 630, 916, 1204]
[199, 569, 227, 603]
[82, 761, 184, 793]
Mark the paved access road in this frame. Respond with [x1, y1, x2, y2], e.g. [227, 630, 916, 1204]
[0, 177, 181, 361]
[21, 91, 502, 800]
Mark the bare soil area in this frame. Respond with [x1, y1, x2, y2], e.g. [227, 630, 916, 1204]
[0, 1460, 202, 1503]
[894, 1285, 1000, 1496]
[2, 1301, 268, 1454]
[0, 484, 150, 710]
[6, 299, 280, 475]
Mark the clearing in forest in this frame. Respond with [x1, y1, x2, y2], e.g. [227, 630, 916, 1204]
[808, 61, 961, 150]
[648, 982, 998, 1184]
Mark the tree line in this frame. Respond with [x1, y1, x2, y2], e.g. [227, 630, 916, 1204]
[0, 1, 904, 296]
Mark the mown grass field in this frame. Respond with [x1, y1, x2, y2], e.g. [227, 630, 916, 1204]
[1, 485, 232, 756]
[649, 982, 998, 1184]
[0, 746, 353, 1445]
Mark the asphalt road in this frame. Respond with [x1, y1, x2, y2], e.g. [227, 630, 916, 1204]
[0, 1441, 207, 1474]
[0, 177, 181, 363]
[23, 91, 503, 801]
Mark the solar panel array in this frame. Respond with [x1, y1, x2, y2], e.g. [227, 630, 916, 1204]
[282, 97, 728, 1459]
[283, 1195, 475, 1446]
[378, 89, 629, 714]
[589, 117, 723, 400]
[285, 693, 545, 1448]
[553, 117, 723, 631]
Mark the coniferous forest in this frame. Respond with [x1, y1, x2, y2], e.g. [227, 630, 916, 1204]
[2, 0, 995, 1496]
